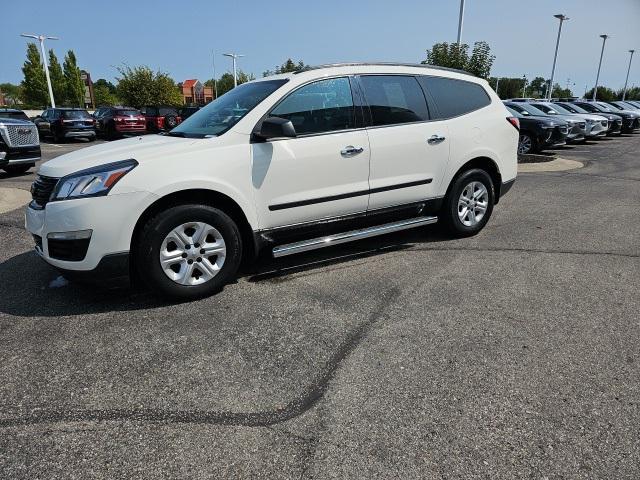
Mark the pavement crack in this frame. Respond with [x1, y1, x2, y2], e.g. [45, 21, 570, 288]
[0, 288, 403, 429]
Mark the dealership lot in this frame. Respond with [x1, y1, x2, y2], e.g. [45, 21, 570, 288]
[0, 135, 639, 478]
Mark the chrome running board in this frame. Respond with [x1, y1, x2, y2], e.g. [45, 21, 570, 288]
[272, 216, 438, 258]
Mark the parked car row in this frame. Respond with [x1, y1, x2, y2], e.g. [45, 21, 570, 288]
[505, 98, 640, 154]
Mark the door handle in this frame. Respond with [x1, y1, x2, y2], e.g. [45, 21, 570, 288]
[341, 146, 364, 156]
[427, 134, 446, 145]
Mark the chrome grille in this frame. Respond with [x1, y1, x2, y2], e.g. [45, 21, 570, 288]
[1, 124, 39, 147]
[30, 175, 58, 210]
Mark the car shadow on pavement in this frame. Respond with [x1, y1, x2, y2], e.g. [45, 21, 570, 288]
[0, 226, 449, 318]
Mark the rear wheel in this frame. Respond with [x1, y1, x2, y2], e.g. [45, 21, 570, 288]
[135, 204, 242, 300]
[440, 169, 495, 237]
[164, 115, 178, 130]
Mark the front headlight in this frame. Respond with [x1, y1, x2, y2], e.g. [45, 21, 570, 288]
[52, 159, 138, 201]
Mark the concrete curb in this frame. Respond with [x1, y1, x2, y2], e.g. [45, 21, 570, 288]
[0, 187, 31, 214]
[518, 157, 583, 173]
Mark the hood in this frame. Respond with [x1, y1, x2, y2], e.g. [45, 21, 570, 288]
[39, 134, 198, 178]
[525, 116, 567, 126]
[0, 118, 34, 126]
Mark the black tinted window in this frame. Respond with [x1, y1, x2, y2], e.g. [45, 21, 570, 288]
[159, 107, 178, 116]
[62, 110, 91, 119]
[271, 77, 355, 135]
[419, 77, 490, 119]
[0, 111, 29, 121]
[360, 75, 428, 126]
[116, 109, 140, 116]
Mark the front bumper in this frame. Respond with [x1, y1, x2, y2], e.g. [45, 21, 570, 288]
[585, 122, 608, 138]
[25, 190, 157, 272]
[0, 144, 40, 167]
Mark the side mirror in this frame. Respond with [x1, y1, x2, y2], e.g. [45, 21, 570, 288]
[256, 116, 296, 140]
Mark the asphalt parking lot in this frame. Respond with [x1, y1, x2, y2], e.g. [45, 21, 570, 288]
[0, 135, 639, 479]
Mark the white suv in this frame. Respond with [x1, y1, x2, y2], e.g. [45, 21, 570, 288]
[26, 63, 518, 300]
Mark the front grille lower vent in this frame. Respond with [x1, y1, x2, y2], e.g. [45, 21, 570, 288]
[30, 175, 58, 209]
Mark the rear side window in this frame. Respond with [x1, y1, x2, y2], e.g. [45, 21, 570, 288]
[419, 77, 490, 119]
[359, 75, 429, 126]
[270, 77, 355, 135]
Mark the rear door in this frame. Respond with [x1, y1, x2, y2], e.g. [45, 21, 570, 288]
[251, 76, 371, 229]
[359, 75, 449, 210]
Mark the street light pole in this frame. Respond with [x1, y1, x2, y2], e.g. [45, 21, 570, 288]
[548, 14, 569, 100]
[223, 53, 245, 87]
[456, 0, 465, 44]
[522, 75, 527, 98]
[592, 34, 609, 101]
[622, 49, 635, 101]
[212, 50, 218, 99]
[20, 33, 58, 108]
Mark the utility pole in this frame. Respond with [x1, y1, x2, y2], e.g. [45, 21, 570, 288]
[522, 75, 527, 98]
[20, 33, 59, 108]
[548, 14, 569, 100]
[622, 49, 635, 101]
[592, 34, 609, 101]
[223, 53, 245, 87]
[456, 0, 466, 44]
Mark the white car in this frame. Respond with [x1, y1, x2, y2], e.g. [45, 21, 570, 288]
[26, 63, 518, 300]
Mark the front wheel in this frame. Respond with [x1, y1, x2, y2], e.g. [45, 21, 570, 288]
[135, 204, 243, 300]
[440, 169, 495, 237]
[518, 133, 537, 154]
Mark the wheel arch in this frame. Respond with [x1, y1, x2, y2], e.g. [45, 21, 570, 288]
[130, 188, 259, 264]
[445, 156, 504, 203]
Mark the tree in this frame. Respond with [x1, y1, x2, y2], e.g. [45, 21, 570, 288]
[115, 65, 182, 107]
[0, 83, 23, 106]
[48, 50, 66, 105]
[94, 78, 117, 95]
[488, 77, 527, 100]
[617, 86, 640, 100]
[584, 86, 616, 101]
[422, 41, 495, 79]
[92, 79, 119, 106]
[263, 58, 308, 77]
[551, 83, 572, 99]
[63, 50, 85, 107]
[21, 43, 48, 107]
[209, 70, 255, 97]
[527, 76, 548, 98]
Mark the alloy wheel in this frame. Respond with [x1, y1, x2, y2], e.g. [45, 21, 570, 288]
[518, 134, 532, 154]
[458, 181, 489, 227]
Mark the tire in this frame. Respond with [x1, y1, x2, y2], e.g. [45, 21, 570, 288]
[106, 123, 118, 140]
[518, 133, 536, 154]
[440, 168, 495, 238]
[135, 204, 243, 300]
[164, 115, 178, 130]
[3, 165, 32, 175]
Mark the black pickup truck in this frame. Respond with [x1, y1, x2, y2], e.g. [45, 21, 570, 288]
[0, 109, 41, 175]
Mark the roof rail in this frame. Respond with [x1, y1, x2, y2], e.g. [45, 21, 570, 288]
[293, 62, 474, 77]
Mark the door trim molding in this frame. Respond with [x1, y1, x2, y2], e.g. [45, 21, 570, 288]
[268, 178, 433, 211]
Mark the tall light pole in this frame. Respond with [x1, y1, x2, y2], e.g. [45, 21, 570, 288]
[223, 53, 244, 87]
[456, 0, 466, 44]
[212, 50, 218, 99]
[622, 49, 635, 101]
[522, 75, 527, 98]
[592, 34, 609, 101]
[20, 33, 58, 107]
[495, 77, 500, 96]
[547, 14, 569, 100]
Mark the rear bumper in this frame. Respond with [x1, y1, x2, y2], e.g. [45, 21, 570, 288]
[63, 129, 96, 138]
[115, 124, 146, 133]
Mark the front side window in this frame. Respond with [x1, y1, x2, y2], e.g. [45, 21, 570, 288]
[507, 104, 530, 116]
[531, 104, 558, 115]
[172, 79, 288, 138]
[270, 77, 355, 135]
[419, 76, 491, 119]
[359, 75, 429, 126]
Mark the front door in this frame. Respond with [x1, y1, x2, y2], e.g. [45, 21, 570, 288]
[252, 77, 370, 229]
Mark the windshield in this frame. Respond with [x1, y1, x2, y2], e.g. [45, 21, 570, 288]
[531, 104, 559, 115]
[505, 103, 531, 116]
[595, 102, 615, 112]
[506, 106, 522, 117]
[549, 104, 573, 115]
[517, 103, 549, 116]
[171, 79, 288, 138]
[0, 111, 29, 121]
[556, 103, 588, 114]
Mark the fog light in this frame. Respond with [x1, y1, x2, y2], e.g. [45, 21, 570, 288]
[47, 229, 92, 240]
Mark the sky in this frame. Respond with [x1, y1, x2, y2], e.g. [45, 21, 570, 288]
[1, 0, 639, 95]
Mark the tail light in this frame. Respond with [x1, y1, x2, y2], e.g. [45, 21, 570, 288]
[156, 117, 163, 128]
[507, 117, 520, 131]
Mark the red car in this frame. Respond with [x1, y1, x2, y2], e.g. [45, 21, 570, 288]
[140, 106, 182, 133]
[94, 107, 146, 139]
